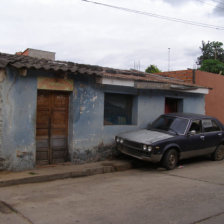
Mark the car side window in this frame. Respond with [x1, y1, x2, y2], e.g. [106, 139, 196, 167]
[202, 119, 221, 132]
[189, 120, 202, 134]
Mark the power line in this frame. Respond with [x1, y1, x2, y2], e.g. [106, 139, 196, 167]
[82, 0, 224, 30]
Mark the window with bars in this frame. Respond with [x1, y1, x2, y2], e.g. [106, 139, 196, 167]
[104, 93, 133, 125]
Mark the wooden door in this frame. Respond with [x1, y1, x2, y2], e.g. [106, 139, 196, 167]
[36, 91, 69, 165]
[165, 98, 178, 114]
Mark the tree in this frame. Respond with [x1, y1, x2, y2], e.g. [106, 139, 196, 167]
[200, 59, 224, 75]
[145, 65, 161, 73]
[197, 41, 224, 65]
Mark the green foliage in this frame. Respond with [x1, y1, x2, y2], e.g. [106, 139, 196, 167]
[200, 59, 224, 75]
[145, 64, 161, 73]
[197, 41, 224, 65]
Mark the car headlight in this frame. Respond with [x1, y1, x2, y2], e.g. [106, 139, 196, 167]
[116, 137, 124, 144]
[116, 137, 120, 143]
[147, 146, 152, 152]
[143, 145, 152, 152]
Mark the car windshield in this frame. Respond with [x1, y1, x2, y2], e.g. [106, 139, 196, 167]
[150, 115, 189, 135]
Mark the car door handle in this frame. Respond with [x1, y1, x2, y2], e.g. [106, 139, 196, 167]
[200, 136, 205, 140]
[218, 133, 222, 136]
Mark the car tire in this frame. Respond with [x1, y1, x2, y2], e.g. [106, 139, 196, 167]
[211, 145, 224, 161]
[162, 149, 178, 170]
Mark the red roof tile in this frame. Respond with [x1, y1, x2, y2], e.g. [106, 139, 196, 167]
[0, 52, 205, 88]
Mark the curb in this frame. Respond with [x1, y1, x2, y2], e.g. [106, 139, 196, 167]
[0, 161, 133, 187]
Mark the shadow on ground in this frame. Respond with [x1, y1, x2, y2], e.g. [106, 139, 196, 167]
[117, 154, 212, 172]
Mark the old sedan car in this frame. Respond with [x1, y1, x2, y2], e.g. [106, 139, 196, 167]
[115, 113, 224, 170]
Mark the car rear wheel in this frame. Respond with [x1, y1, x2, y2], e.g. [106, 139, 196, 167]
[211, 145, 224, 161]
[162, 149, 178, 170]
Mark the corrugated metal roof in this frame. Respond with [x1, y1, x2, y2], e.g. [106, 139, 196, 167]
[0, 52, 205, 88]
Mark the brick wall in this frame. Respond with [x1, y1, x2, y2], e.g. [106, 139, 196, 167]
[156, 70, 194, 83]
[195, 70, 224, 123]
[157, 69, 224, 124]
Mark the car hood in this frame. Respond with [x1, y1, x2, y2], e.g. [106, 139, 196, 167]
[117, 129, 173, 145]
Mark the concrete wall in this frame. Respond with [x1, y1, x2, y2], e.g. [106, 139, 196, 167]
[17, 48, 55, 60]
[0, 68, 205, 170]
[0, 67, 37, 170]
[70, 76, 205, 163]
[0, 80, 3, 169]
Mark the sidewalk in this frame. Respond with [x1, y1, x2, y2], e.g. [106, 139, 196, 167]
[0, 159, 133, 187]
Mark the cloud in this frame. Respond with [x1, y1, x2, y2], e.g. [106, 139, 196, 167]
[213, 0, 224, 17]
[162, 0, 190, 6]
[164, 0, 224, 18]
[0, 0, 224, 73]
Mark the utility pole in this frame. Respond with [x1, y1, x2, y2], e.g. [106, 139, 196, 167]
[168, 48, 170, 71]
[214, 46, 217, 60]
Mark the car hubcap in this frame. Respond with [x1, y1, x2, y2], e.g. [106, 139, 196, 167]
[217, 149, 224, 160]
[169, 154, 176, 166]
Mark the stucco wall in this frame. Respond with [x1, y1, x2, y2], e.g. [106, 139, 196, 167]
[70, 77, 205, 163]
[1, 67, 37, 170]
[0, 68, 205, 170]
[0, 81, 3, 169]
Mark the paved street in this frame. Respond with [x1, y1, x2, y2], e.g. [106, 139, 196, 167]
[1, 158, 224, 224]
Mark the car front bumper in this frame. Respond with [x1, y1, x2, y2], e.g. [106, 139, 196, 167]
[117, 145, 162, 163]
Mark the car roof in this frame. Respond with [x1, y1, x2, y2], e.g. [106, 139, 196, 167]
[164, 113, 215, 120]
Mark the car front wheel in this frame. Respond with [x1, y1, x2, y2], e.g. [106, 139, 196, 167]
[162, 149, 178, 170]
[211, 145, 224, 161]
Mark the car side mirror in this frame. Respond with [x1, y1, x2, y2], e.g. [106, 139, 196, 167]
[188, 130, 196, 136]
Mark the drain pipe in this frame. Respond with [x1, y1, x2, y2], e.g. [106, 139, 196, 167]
[192, 69, 196, 84]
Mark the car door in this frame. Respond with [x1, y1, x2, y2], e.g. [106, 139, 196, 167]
[201, 119, 223, 155]
[181, 119, 205, 159]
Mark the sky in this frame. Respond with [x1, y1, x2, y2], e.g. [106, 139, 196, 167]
[0, 0, 224, 72]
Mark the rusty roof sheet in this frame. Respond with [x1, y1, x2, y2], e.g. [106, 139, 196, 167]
[0, 52, 205, 88]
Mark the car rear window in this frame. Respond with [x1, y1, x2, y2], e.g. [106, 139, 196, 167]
[202, 119, 221, 132]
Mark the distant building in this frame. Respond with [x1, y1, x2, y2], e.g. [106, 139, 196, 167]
[16, 48, 55, 60]
[157, 69, 224, 123]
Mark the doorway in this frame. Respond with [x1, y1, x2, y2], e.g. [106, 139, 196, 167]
[165, 98, 183, 114]
[36, 90, 69, 165]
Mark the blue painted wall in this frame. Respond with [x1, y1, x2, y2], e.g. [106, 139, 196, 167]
[0, 68, 205, 170]
[1, 67, 37, 170]
[70, 77, 205, 163]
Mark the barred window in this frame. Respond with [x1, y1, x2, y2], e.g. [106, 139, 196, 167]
[104, 93, 133, 125]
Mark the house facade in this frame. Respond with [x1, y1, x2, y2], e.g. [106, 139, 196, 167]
[157, 69, 224, 123]
[0, 52, 208, 171]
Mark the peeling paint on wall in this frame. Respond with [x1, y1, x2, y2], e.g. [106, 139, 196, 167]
[0, 81, 3, 170]
[37, 77, 74, 91]
[91, 96, 97, 102]
[0, 69, 6, 82]
[1, 67, 37, 171]
[0, 69, 206, 171]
